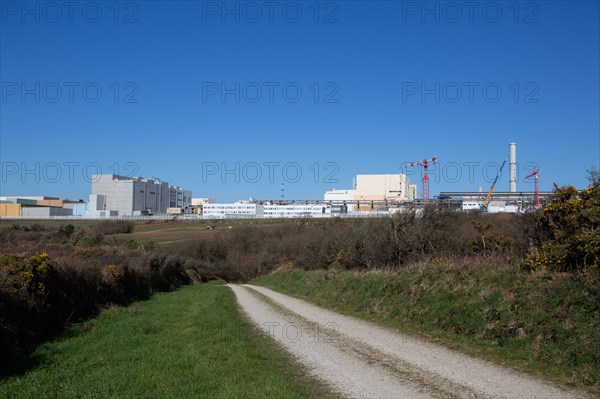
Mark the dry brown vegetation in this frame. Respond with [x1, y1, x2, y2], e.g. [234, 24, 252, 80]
[170, 207, 531, 282]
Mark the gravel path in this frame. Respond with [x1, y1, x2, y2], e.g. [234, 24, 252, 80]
[228, 284, 594, 399]
[229, 285, 591, 398]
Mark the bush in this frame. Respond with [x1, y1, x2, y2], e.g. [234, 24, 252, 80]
[93, 221, 135, 235]
[170, 207, 525, 280]
[521, 177, 600, 273]
[0, 243, 191, 367]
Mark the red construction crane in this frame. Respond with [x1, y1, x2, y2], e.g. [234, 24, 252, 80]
[401, 157, 438, 201]
[525, 166, 540, 208]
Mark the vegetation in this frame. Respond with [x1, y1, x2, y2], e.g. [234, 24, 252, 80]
[254, 267, 599, 393]
[0, 222, 204, 367]
[171, 209, 529, 281]
[521, 169, 600, 274]
[1, 171, 598, 394]
[0, 282, 325, 399]
[249, 173, 600, 393]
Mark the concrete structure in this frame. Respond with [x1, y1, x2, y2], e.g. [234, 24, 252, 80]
[87, 194, 117, 217]
[510, 142, 517, 192]
[70, 203, 88, 217]
[355, 174, 410, 201]
[192, 198, 216, 205]
[324, 189, 356, 212]
[87, 194, 107, 216]
[21, 207, 73, 217]
[323, 174, 413, 211]
[89, 175, 191, 217]
[170, 186, 192, 209]
[63, 200, 87, 217]
[408, 184, 417, 201]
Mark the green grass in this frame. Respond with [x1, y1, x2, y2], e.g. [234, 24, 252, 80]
[0, 281, 327, 399]
[254, 267, 600, 395]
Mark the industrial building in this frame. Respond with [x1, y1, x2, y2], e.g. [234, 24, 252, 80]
[88, 175, 191, 217]
[440, 142, 551, 212]
[202, 203, 262, 218]
[0, 143, 551, 219]
[323, 174, 417, 212]
[21, 207, 73, 217]
[0, 196, 86, 218]
[263, 203, 330, 218]
[191, 198, 216, 205]
[441, 191, 553, 212]
[355, 174, 413, 201]
[201, 202, 331, 219]
[324, 189, 356, 212]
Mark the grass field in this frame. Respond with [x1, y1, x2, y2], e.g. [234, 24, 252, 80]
[113, 219, 310, 245]
[0, 218, 317, 246]
[0, 281, 328, 399]
[254, 267, 600, 395]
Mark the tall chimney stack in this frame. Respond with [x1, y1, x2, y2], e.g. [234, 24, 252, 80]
[509, 142, 517, 192]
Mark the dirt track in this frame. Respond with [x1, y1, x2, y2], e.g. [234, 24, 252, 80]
[228, 284, 594, 399]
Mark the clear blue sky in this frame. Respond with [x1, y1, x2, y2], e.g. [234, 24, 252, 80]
[1, 0, 598, 201]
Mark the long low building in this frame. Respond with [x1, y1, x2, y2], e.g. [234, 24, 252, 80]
[0, 196, 86, 217]
[21, 207, 73, 217]
[438, 191, 554, 202]
[202, 202, 330, 218]
[203, 203, 263, 218]
[263, 204, 330, 218]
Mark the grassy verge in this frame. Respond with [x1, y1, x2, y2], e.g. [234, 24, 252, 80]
[0, 281, 328, 399]
[254, 267, 600, 395]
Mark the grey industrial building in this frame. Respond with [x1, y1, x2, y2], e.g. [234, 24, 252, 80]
[21, 207, 74, 217]
[88, 175, 191, 217]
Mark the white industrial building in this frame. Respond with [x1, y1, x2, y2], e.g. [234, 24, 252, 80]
[202, 203, 263, 218]
[324, 189, 356, 212]
[323, 174, 417, 214]
[263, 203, 330, 218]
[88, 175, 191, 217]
[201, 202, 330, 219]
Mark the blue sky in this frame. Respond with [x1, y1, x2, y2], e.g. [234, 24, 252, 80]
[1, 0, 598, 201]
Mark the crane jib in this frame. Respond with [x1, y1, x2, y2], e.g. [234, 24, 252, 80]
[481, 157, 508, 210]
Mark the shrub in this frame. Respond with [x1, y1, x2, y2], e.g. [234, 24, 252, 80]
[0, 243, 191, 368]
[59, 224, 75, 238]
[93, 221, 135, 235]
[521, 178, 600, 273]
